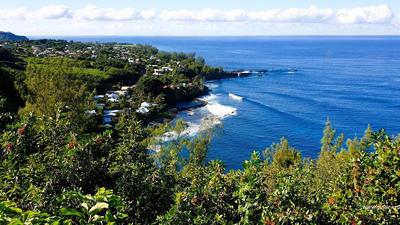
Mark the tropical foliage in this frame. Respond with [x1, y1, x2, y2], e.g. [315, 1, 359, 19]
[1, 41, 399, 224]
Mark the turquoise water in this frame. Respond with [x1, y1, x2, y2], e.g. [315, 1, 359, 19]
[39, 36, 400, 169]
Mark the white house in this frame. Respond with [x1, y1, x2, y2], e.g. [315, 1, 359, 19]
[103, 110, 121, 124]
[86, 110, 96, 115]
[136, 102, 157, 114]
[136, 107, 150, 114]
[104, 109, 120, 116]
[107, 98, 119, 103]
[121, 86, 131, 91]
[94, 95, 104, 100]
[153, 71, 162, 76]
[140, 102, 151, 108]
[161, 66, 173, 72]
[103, 124, 113, 128]
[106, 92, 120, 100]
[114, 90, 128, 96]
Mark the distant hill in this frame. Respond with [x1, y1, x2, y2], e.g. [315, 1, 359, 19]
[0, 32, 28, 41]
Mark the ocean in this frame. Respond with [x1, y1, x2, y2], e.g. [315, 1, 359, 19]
[35, 36, 400, 170]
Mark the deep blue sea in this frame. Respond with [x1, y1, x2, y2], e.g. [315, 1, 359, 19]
[34, 36, 400, 170]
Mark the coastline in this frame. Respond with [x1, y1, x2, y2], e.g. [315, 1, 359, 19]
[206, 70, 268, 80]
[172, 69, 264, 116]
[165, 81, 239, 141]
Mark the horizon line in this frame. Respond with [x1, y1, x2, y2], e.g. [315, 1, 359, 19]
[28, 34, 400, 37]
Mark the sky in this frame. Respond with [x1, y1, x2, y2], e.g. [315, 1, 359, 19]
[0, 0, 399, 36]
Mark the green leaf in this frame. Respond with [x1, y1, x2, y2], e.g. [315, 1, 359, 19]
[51, 220, 61, 225]
[81, 202, 89, 211]
[89, 202, 109, 213]
[8, 218, 24, 225]
[117, 213, 128, 219]
[4, 207, 23, 215]
[59, 208, 84, 218]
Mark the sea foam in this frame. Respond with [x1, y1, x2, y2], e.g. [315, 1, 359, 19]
[201, 94, 237, 118]
[150, 94, 238, 152]
[229, 93, 243, 101]
[206, 103, 237, 118]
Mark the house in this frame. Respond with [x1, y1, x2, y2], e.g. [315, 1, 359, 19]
[105, 92, 120, 102]
[114, 90, 128, 96]
[136, 107, 150, 114]
[153, 71, 162, 76]
[106, 92, 120, 100]
[161, 66, 173, 72]
[94, 95, 104, 100]
[153, 66, 173, 76]
[136, 102, 158, 114]
[103, 124, 113, 128]
[86, 110, 96, 115]
[104, 109, 120, 117]
[103, 110, 121, 124]
[104, 109, 120, 116]
[140, 102, 151, 108]
[120, 86, 131, 91]
[107, 98, 119, 103]
[106, 112, 117, 116]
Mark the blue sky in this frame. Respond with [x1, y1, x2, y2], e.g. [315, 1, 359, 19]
[0, 1, 399, 35]
[3, 0, 400, 11]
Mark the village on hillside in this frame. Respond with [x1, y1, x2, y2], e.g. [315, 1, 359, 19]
[1, 39, 215, 128]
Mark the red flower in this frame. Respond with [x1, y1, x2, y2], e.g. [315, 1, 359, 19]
[95, 138, 103, 145]
[67, 141, 77, 149]
[17, 125, 27, 136]
[72, 155, 77, 161]
[5, 143, 14, 152]
[328, 197, 336, 205]
[264, 219, 275, 225]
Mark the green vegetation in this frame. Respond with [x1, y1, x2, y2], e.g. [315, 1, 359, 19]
[1, 110, 399, 224]
[1, 40, 399, 224]
[21, 60, 95, 131]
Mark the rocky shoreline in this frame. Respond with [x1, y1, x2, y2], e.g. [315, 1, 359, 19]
[207, 69, 268, 80]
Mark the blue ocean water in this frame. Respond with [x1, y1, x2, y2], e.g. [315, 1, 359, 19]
[37, 36, 400, 170]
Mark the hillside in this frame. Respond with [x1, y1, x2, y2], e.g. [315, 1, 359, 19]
[0, 31, 28, 41]
[1, 39, 399, 225]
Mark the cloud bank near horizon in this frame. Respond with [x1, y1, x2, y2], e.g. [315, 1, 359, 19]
[0, 4, 396, 25]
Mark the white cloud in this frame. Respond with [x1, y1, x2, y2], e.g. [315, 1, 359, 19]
[0, 8, 27, 20]
[157, 5, 393, 24]
[158, 7, 330, 23]
[335, 5, 393, 24]
[74, 5, 141, 21]
[0, 4, 396, 25]
[140, 8, 157, 20]
[246, 6, 334, 23]
[0, 5, 71, 20]
[27, 5, 72, 20]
